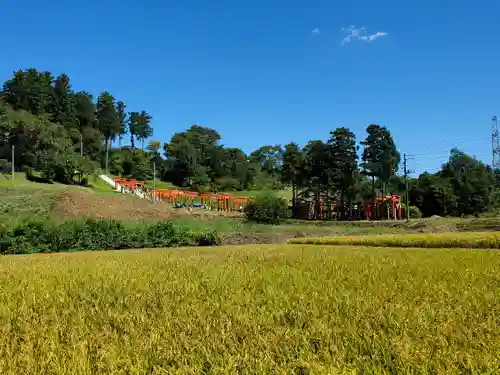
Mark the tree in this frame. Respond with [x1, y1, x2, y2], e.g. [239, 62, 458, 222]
[96, 92, 119, 170]
[2, 68, 54, 115]
[410, 172, 457, 217]
[128, 111, 139, 148]
[250, 145, 284, 178]
[164, 138, 199, 186]
[301, 140, 332, 219]
[136, 111, 153, 149]
[440, 149, 491, 215]
[328, 127, 359, 219]
[281, 142, 306, 216]
[73, 91, 96, 156]
[360, 124, 400, 219]
[147, 140, 161, 155]
[73, 91, 95, 130]
[116, 101, 127, 148]
[51, 73, 75, 128]
[162, 125, 225, 188]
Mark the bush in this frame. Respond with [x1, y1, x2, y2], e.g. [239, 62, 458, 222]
[0, 219, 221, 255]
[244, 194, 289, 224]
[409, 205, 422, 219]
[0, 159, 11, 174]
[25, 167, 53, 184]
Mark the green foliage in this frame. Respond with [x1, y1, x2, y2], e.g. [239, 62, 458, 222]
[408, 205, 422, 218]
[410, 150, 493, 217]
[281, 142, 306, 216]
[244, 194, 289, 224]
[164, 125, 257, 190]
[0, 68, 153, 180]
[0, 219, 220, 254]
[112, 148, 153, 181]
[129, 111, 152, 149]
[2, 67, 498, 220]
[0, 159, 11, 174]
[2, 68, 54, 115]
[116, 100, 127, 146]
[328, 127, 359, 217]
[250, 145, 284, 177]
[33, 150, 95, 184]
[361, 124, 400, 181]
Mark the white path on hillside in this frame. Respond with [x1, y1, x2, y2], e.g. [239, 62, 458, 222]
[99, 174, 119, 191]
[98, 174, 148, 199]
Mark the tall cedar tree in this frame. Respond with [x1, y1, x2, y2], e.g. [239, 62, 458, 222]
[136, 111, 153, 149]
[96, 92, 119, 170]
[360, 124, 400, 218]
[73, 91, 95, 130]
[116, 101, 127, 148]
[52, 74, 76, 128]
[281, 142, 306, 216]
[128, 111, 139, 148]
[302, 140, 331, 219]
[328, 127, 359, 219]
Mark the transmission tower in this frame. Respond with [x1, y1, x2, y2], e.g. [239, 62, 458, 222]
[492, 116, 500, 169]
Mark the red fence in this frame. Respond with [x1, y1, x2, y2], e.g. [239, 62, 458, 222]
[149, 188, 250, 212]
[113, 177, 144, 192]
[113, 177, 251, 212]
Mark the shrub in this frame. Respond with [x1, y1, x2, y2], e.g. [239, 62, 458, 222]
[409, 205, 422, 219]
[0, 219, 221, 255]
[244, 194, 289, 224]
[0, 159, 11, 174]
[25, 167, 52, 184]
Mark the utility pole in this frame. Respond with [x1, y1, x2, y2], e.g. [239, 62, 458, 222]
[403, 153, 409, 220]
[152, 159, 156, 204]
[105, 141, 109, 172]
[492, 116, 500, 169]
[11, 145, 14, 180]
[80, 134, 83, 157]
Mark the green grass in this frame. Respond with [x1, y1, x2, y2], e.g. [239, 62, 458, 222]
[0, 245, 499, 373]
[228, 188, 293, 200]
[144, 180, 173, 190]
[0, 172, 32, 187]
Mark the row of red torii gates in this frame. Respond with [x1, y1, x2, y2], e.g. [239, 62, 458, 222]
[113, 177, 404, 219]
[113, 177, 250, 212]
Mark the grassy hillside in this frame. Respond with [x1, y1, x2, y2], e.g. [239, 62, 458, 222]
[2, 174, 500, 244]
[0, 244, 499, 374]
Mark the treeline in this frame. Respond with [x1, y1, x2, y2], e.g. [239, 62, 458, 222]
[161, 123, 498, 218]
[0, 68, 153, 183]
[0, 68, 498, 218]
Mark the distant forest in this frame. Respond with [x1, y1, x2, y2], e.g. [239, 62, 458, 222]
[0, 68, 498, 218]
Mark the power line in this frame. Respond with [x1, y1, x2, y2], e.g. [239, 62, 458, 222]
[404, 136, 490, 157]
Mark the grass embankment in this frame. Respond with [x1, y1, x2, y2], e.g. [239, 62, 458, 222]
[3, 175, 500, 246]
[290, 231, 500, 249]
[0, 245, 499, 373]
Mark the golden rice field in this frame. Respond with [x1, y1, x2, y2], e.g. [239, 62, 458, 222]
[290, 231, 500, 249]
[1, 245, 500, 374]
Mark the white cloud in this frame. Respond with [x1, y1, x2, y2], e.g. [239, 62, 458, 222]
[341, 25, 387, 45]
[312, 27, 321, 35]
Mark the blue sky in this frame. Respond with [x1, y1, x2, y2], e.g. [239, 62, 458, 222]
[2, 0, 500, 174]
